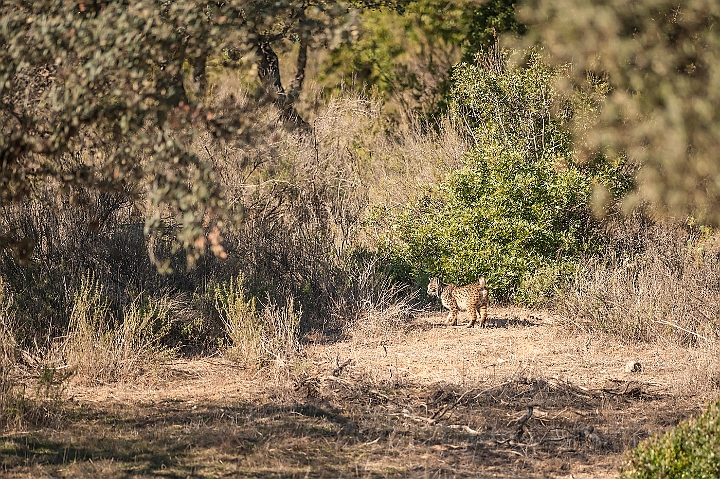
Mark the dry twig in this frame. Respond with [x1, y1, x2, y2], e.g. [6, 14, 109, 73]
[431, 387, 480, 421]
[514, 405, 534, 441]
[652, 319, 709, 341]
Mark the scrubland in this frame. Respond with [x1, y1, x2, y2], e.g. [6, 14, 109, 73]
[2, 83, 720, 477]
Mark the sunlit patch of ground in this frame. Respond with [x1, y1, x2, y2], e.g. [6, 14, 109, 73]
[2, 307, 716, 478]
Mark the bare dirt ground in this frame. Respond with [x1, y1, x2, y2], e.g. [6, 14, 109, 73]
[3, 307, 718, 478]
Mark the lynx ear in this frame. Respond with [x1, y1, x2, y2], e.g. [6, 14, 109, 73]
[477, 275, 486, 288]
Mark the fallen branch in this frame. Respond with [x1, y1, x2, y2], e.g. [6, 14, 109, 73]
[431, 387, 480, 421]
[361, 437, 381, 446]
[652, 319, 709, 341]
[448, 424, 481, 435]
[601, 380, 640, 397]
[473, 380, 514, 399]
[430, 381, 514, 422]
[514, 405, 534, 441]
[390, 411, 437, 424]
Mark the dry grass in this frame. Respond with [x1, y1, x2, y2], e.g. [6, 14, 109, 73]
[1, 278, 68, 432]
[3, 309, 716, 478]
[213, 276, 301, 369]
[559, 219, 720, 345]
[190, 84, 458, 329]
[0, 84, 459, 352]
[58, 274, 176, 384]
[3, 77, 720, 477]
[0, 277, 21, 431]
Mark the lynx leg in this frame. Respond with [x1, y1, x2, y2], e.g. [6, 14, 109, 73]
[447, 310, 458, 326]
[479, 304, 487, 327]
[479, 290, 489, 327]
[467, 306, 477, 328]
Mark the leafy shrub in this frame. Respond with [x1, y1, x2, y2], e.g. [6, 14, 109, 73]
[381, 49, 632, 302]
[622, 398, 720, 479]
[463, 0, 526, 61]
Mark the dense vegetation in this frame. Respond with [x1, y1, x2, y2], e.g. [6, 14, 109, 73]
[2, 1, 720, 475]
[381, 49, 632, 302]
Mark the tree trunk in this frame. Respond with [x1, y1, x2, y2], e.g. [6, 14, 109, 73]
[257, 40, 309, 129]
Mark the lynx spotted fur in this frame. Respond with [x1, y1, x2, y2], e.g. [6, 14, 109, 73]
[427, 276, 488, 328]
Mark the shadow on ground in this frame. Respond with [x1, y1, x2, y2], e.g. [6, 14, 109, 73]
[411, 314, 541, 331]
[1, 371, 694, 478]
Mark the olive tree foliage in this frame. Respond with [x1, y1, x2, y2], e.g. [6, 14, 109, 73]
[522, 0, 720, 223]
[0, 0, 357, 266]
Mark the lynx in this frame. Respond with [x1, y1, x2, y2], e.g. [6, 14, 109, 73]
[427, 276, 489, 328]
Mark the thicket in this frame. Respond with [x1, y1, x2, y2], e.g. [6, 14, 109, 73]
[0, 1, 522, 432]
[0, 85, 447, 403]
[379, 49, 632, 302]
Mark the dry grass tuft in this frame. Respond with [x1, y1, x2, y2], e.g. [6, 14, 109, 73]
[0, 276, 21, 430]
[345, 284, 420, 344]
[59, 273, 175, 384]
[213, 276, 301, 370]
[0, 278, 68, 431]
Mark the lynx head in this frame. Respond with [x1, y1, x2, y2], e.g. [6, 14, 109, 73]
[427, 277, 443, 297]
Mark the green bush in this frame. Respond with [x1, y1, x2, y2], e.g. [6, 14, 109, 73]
[622, 398, 720, 479]
[381, 49, 632, 302]
[463, 0, 526, 62]
[320, 0, 468, 116]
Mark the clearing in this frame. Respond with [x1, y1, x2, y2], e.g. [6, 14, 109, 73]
[2, 307, 717, 478]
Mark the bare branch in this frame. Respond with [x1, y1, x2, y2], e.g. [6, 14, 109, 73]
[514, 405, 534, 441]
